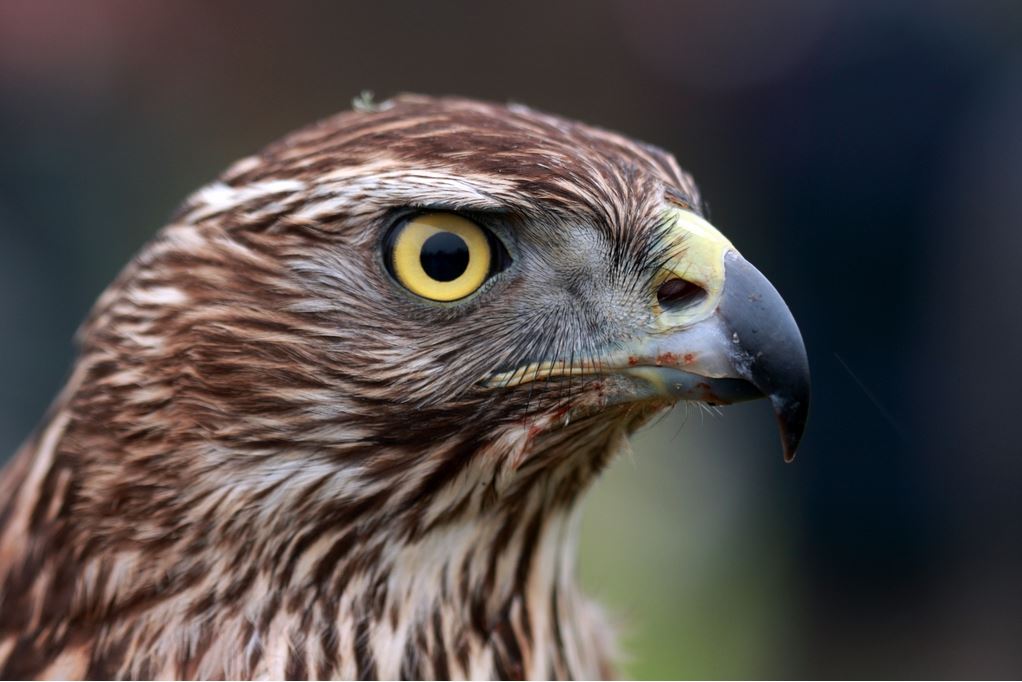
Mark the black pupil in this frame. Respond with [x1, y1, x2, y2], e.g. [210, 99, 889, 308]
[420, 232, 470, 282]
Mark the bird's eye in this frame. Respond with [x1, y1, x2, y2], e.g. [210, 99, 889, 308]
[384, 212, 509, 301]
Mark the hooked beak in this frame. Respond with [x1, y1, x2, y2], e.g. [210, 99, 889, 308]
[486, 208, 810, 461]
[622, 209, 811, 461]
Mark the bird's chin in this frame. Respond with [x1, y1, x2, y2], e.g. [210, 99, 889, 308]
[545, 380, 676, 434]
[502, 364, 776, 464]
[544, 367, 759, 428]
[608, 366, 763, 407]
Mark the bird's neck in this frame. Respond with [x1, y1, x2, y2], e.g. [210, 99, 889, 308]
[0, 410, 626, 679]
[349, 503, 614, 680]
[244, 417, 624, 680]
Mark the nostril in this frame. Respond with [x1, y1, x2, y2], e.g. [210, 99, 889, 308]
[657, 277, 707, 311]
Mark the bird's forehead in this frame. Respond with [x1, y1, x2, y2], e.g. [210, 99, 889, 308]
[224, 95, 701, 220]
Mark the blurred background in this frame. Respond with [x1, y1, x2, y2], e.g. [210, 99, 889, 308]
[1, 0, 1020, 677]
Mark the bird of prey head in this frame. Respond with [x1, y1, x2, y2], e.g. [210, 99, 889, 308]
[0, 95, 809, 679]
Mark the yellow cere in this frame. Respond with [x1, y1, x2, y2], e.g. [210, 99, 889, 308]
[656, 207, 736, 330]
[391, 213, 492, 302]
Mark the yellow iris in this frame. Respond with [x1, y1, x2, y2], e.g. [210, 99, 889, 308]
[389, 213, 493, 301]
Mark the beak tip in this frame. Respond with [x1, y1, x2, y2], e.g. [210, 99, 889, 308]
[775, 395, 809, 463]
[782, 438, 799, 463]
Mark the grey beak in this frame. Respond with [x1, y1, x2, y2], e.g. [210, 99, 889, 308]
[717, 251, 811, 461]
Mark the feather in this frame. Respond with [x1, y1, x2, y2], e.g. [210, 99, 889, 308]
[0, 95, 701, 679]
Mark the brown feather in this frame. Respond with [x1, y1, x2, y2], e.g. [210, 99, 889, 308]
[0, 95, 701, 679]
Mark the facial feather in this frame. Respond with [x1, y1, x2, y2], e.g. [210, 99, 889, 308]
[0, 94, 708, 679]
